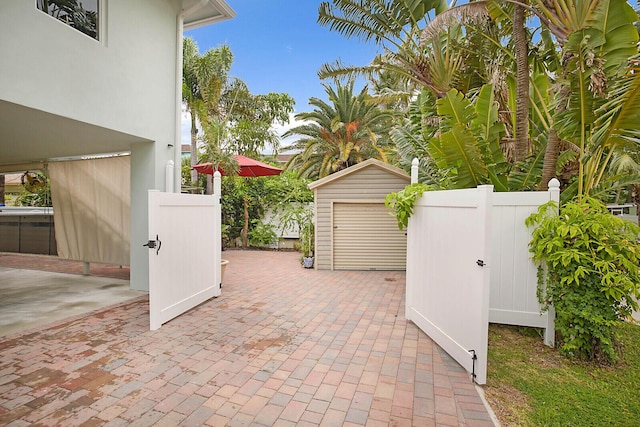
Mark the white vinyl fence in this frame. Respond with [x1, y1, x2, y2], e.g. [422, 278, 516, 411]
[406, 159, 558, 383]
[490, 188, 559, 346]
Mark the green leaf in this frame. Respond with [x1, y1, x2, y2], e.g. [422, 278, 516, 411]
[429, 124, 487, 188]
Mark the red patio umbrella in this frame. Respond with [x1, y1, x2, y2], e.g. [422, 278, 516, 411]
[193, 155, 282, 248]
[193, 154, 282, 177]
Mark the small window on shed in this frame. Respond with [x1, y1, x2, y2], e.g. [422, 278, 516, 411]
[37, 0, 100, 41]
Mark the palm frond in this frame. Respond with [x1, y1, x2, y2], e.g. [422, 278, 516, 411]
[420, 2, 489, 44]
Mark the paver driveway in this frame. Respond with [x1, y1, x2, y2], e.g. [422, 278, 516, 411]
[0, 250, 495, 426]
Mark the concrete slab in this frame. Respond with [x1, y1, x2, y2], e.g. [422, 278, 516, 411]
[0, 267, 144, 337]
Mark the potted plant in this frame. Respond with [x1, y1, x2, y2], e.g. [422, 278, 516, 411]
[299, 219, 314, 268]
[276, 202, 315, 268]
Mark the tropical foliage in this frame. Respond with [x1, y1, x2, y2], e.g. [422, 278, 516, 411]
[283, 79, 396, 179]
[182, 38, 233, 185]
[313, 0, 640, 204]
[219, 170, 313, 249]
[182, 37, 294, 188]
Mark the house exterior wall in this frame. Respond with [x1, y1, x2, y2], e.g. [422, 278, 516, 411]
[0, 0, 183, 291]
[313, 166, 410, 270]
[0, 1, 178, 143]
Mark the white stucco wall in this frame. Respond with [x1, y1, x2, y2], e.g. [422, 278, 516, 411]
[0, 0, 184, 291]
[0, 1, 178, 143]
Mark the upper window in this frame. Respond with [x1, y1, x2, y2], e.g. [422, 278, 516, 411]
[37, 0, 100, 41]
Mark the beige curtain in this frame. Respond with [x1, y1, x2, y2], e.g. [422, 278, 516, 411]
[49, 156, 130, 266]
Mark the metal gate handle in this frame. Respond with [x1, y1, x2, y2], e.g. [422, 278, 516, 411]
[143, 234, 162, 255]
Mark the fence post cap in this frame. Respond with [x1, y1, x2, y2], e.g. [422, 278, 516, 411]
[548, 178, 560, 189]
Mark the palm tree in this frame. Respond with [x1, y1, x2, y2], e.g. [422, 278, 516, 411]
[317, 0, 461, 97]
[319, 0, 538, 176]
[283, 80, 396, 179]
[182, 37, 233, 185]
[532, 0, 640, 200]
[513, 0, 530, 163]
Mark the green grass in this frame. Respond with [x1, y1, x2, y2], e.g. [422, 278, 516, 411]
[485, 322, 640, 427]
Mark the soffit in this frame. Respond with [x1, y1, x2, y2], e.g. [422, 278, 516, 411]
[0, 100, 151, 172]
[183, 0, 236, 30]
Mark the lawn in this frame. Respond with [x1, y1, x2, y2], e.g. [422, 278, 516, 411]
[484, 322, 640, 426]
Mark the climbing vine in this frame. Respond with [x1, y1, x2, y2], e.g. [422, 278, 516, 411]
[385, 183, 432, 230]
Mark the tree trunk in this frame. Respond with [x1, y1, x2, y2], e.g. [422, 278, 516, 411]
[242, 196, 249, 248]
[540, 129, 560, 190]
[633, 184, 640, 225]
[205, 174, 212, 195]
[190, 113, 198, 185]
[513, 2, 530, 164]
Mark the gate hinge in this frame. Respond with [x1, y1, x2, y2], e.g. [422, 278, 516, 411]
[468, 349, 477, 382]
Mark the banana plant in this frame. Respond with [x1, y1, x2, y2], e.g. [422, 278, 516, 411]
[537, 0, 640, 200]
[426, 84, 510, 190]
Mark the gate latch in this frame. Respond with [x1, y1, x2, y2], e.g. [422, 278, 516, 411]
[476, 259, 485, 267]
[143, 234, 162, 255]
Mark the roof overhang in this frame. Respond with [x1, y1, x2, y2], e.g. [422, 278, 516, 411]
[183, 0, 236, 30]
[0, 100, 151, 173]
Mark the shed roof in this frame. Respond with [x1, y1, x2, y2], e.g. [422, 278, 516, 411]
[308, 158, 410, 190]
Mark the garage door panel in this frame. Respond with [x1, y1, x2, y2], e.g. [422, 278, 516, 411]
[333, 203, 406, 270]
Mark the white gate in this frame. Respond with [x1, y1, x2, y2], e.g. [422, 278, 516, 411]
[406, 185, 492, 384]
[147, 185, 221, 330]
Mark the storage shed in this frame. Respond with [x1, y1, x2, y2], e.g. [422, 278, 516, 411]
[308, 159, 410, 271]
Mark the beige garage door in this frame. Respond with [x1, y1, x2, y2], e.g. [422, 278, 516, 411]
[333, 202, 407, 270]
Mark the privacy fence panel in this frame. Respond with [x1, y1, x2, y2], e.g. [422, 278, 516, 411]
[490, 186, 559, 346]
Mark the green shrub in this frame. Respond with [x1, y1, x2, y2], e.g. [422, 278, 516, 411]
[248, 219, 278, 248]
[526, 197, 640, 362]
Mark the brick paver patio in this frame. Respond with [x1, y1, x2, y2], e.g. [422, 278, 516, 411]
[0, 250, 496, 426]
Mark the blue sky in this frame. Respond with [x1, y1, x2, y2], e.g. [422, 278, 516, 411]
[182, 1, 382, 148]
[185, 0, 381, 111]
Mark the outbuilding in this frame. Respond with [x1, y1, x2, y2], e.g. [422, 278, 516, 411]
[309, 159, 410, 271]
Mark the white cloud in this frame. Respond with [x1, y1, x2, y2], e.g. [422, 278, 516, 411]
[270, 112, 308, 153]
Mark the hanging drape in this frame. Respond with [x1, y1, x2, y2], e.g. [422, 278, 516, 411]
[49, 156, 130, 266]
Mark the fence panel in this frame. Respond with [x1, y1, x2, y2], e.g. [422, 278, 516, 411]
[489, 183, 559, 346]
